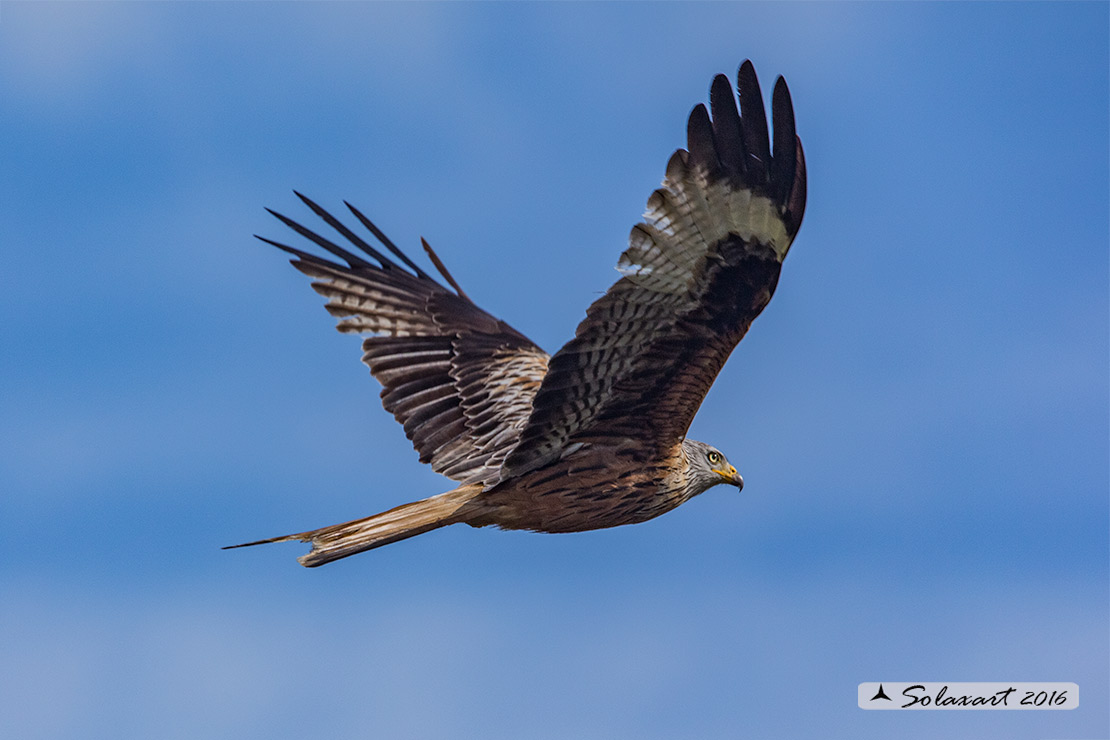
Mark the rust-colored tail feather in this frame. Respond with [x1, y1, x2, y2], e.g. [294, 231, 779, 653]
[224, 485, 484, 567]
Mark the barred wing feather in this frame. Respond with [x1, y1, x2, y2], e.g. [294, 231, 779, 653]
[259, 194, 549, 486]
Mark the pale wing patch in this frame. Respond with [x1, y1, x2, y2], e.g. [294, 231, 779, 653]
[617, 163, 791, 293]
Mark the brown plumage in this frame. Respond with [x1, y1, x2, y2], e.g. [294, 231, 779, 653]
[227, 60, 807, 567]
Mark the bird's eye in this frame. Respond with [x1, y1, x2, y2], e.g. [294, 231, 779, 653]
[707, 451, 721, 465]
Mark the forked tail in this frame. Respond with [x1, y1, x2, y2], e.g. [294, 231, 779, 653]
[224, 485, 484, 567]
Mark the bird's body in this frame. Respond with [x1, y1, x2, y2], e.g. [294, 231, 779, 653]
[228, 61, 807, 566]
[475, 439, 713, 533]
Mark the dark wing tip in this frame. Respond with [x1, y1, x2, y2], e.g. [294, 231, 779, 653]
[787, 136, 807, 235]
[688, 61, 805, 237]
[770, 75, 798, 209]
[421, 236, 471, 301]
[735, 60, 771, 187]
[341, 200, 438, 281]
[686, 102, 717, 171]
[770, 74, 806, 237]
[665, 149, 689, 180]
[264, 205, 377, 269]
[257, 195, 465, 290]
[709, 73, 745, 173]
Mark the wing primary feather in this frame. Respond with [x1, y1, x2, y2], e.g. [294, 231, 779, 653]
[344, 201, 436, 282]
[770, 76, 797, 207]
[265, 207, 376, 269]
[665, 150, 689, 180]
[421, 237, 471, 301]
[709, 73, 745, 174]
[254, 233, 343, 268]
[293, 191, 402, 272]
[787, 137, 807, 233]
[686, 103, 717, 171]
[736, 60, 770, 186]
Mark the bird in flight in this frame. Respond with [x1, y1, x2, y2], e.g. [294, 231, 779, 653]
[227, 60, 806, 567]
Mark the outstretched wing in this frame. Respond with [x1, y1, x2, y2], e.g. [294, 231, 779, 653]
[259, 193, 549, 486]
[503, 61, 806, 477]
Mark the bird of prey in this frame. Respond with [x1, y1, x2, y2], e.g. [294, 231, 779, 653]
[227, 60, 806, 567]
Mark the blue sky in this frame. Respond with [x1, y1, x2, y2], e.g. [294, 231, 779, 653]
[1, 2, 1107, 738]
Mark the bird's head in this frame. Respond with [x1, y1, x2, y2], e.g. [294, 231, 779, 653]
[682, 439, 744, 495]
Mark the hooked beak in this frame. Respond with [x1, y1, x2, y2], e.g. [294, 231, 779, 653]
[730, 467, 744, 490]
[714, 465, 744, 490]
